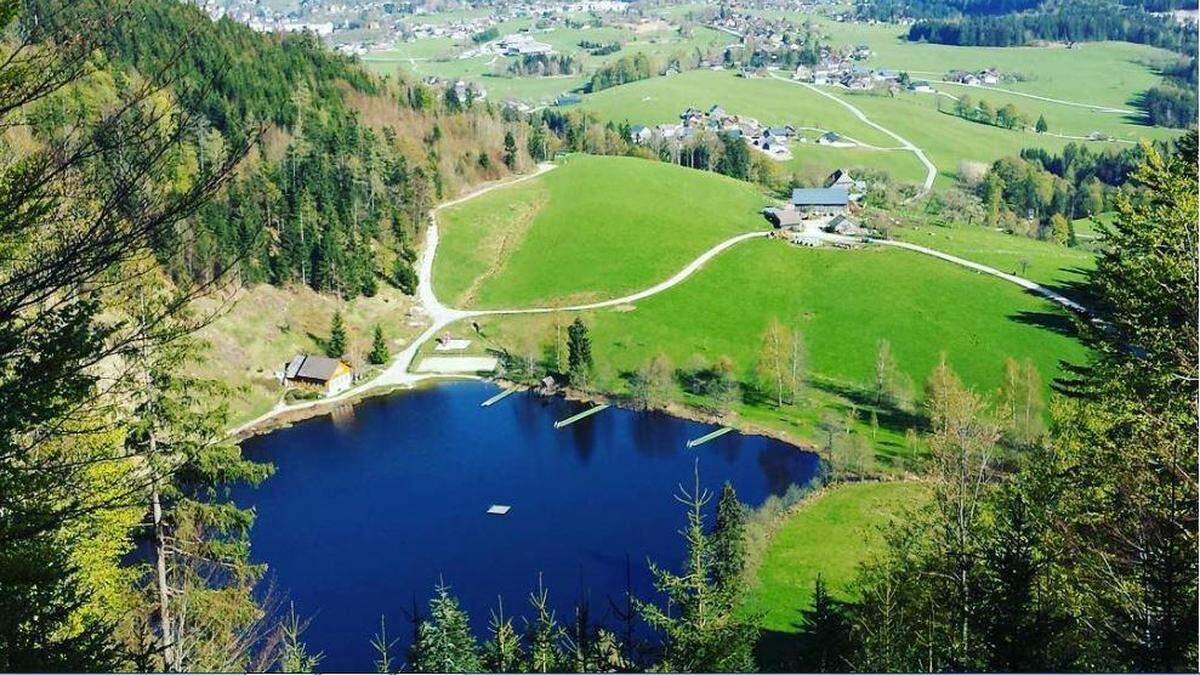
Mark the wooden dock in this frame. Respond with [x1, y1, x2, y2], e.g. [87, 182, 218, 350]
[481, 386, 520, 407]
[553, 404, 610, 429]
[686, 426, 733, 448]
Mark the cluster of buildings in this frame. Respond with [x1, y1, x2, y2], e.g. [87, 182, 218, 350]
[421, 76, 489, 102]
[945, 68, 1002, 86]
[762, 169, 872, 245]
[792, 62, 933, 93]
[627, 105, 858, 161]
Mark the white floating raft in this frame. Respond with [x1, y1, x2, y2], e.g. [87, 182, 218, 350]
[486, 504, 512, 515]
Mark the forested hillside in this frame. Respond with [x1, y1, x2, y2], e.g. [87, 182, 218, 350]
[27, 0, 539, 299]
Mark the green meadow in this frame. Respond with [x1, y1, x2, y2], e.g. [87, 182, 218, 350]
[433, 155, 771, 309]
[892, 224, 1096, 295]
[744, 481, 931, 630]
[813, 19, 1175, 111]
[364, 23, 733, 104]
[468, 237, 1089, 451]
[439, 156, 1091, 454]
[579, 69, 898, 147]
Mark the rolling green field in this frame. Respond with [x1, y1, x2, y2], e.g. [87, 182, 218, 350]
[892, 224, 1095, 295]
[579, 69, 898, 147]
[364, 23, 732, 104]
[433, 155, 772, 308]
[470, 237, 1089, 451]
[813, 19, 1175, 110]
[743, 481, 930, 630]
[440, 156, 1091, 456]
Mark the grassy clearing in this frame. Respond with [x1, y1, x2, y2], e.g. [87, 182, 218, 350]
[743, 481, 930, 630]
[433, 155, 772, 308]
[191, 284, 424, 426]
[934, 83, 1178, 144]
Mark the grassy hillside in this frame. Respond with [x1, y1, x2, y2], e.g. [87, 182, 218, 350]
[191, 285, 425, 426]
[814, 20, 1174, 110]
[433, 155, 772, 308]
[892, 224, 1095, 296]
[469, 237, 1089, 454]
[744, 481, 931, 629]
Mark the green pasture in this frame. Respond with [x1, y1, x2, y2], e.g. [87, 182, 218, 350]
[743, 481, 930, 630]
[433, 155, 772, 309]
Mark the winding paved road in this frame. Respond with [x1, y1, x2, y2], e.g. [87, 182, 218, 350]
[768, 73, 938, 198]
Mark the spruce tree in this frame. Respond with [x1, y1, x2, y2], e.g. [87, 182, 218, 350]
[524, 579, 565, 673]
[327, 310, 347, 358]
[566, 317, 593, 386]
[503, 130, 518, 169]
[408, 584, 481, 673]
[711, 483, 747, 596]
[482, 602, 523, 673]
[637, 468, 759, 672]
[1035, 114, 1048, 133]
[369, 325, 389, 365]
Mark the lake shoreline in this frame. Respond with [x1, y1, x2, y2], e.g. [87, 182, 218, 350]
[233, 374, 820, 457]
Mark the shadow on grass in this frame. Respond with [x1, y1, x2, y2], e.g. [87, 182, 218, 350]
[756, 628, 805, 672]
[810, 379, 926, 436]
[1009, 309, 1082, 340]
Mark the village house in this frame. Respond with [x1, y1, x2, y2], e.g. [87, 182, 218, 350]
[283, 353, 353, 397]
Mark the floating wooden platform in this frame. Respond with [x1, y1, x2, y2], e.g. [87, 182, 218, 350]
[686, 426, 733, 448]
[481, 386, 519, 407]
[553, 404, 610, 429]
[487, 504, 511, 515]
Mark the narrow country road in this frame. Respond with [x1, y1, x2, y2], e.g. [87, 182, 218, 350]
[232, 161, 1089, 436]
[768, 72, 938, 198]
[929, 80, 1135, 114]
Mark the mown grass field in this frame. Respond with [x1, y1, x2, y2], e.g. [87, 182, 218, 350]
[433, 155, 772, 308]
[743, 481, 930, 630]
[478, 238, 1088, 395]
[469, 237, 1089, 456]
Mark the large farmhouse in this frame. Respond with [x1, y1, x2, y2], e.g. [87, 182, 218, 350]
[284, 353, 353, 396]
[791, 187, 850, 216]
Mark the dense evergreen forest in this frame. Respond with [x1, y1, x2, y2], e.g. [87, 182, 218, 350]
[26, 0, 539, 300]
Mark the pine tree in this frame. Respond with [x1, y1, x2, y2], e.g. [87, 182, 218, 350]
[369, 325, 389, 365]
[566, 317, 593, 386]
[637, 466, 759, 672]
[277, 603, 323, 673]
[711, 483, 747, 596]
[503, 130, 518, 169]
[327, 310, 347, 358]
[482, 600, 523, 673]
[1035, 114, 1048, 133]
[408, 583, 482, 673]
[525, 578, 564, 673]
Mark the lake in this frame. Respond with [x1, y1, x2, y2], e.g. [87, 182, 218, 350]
[236, 381, 820, 670]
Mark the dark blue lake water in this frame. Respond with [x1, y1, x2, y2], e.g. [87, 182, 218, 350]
[236, 381, 820, 670]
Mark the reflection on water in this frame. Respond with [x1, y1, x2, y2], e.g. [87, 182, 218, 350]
[236, 381, 820, 670]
